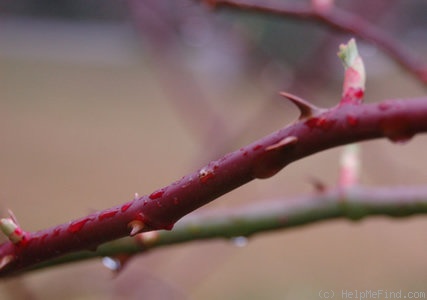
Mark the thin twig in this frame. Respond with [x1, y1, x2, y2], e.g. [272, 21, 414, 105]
[25, 186, 427, 274]
[203, 0, 427, 85]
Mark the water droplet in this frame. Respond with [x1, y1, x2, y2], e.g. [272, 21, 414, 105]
[98, 210, 117, 221]
[121, 202, 132, 212]
[386, 135, 414, 144]
[230, 236, 248, 247]
[68, 218, 91, 233]
[149, 189, 165, 200]
[199, 167, 215, 183]
[102, 257, 121, 272]
[346, 114, 358, 127]
[380, 117, 414, 144]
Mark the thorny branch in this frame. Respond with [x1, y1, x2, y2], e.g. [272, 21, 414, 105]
[1, 95, 427, 277]
[0, 10, 426, 277]
[202, 0, 427, 85]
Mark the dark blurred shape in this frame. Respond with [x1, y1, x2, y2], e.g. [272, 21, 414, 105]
[0, 0, 127, 20]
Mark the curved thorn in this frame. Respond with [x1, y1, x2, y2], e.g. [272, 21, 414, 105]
[128, 220, 145, 236]
[7, 209, 19, 227]
[279, 91, 322, 119]
[265, 136, 298, 151]
[0, 255, 14, 271]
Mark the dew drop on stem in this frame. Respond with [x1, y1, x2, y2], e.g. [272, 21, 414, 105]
[230, 236, 249, 247]
[102, 257, 121, 272]
[386, 135, 414, 144]
[380, 117, 414, 144]
[199, 167, 215, 183]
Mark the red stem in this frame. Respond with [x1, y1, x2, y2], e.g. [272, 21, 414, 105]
[205, 0, 427, 85]
[1, 97, 427, 276]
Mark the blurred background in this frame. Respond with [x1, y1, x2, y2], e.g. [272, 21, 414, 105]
[1, 0, 427, 299]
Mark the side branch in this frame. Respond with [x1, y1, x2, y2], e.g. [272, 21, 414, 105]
[23, 186, 427, 274]
[203, 0, 427, 85]
[1, 97, 427, 276]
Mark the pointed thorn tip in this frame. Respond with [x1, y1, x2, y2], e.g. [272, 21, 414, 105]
[128, 220, 145, 236]
[279, 91, 321, 119]
[0, 255, 14, 271]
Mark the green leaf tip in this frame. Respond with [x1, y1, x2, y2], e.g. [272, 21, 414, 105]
[338, 38, 359, 68]
[0, 217, 26, 244]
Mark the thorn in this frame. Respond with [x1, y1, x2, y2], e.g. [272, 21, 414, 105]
[308, 177, 327, 193]
[265, 136, 298, 151]
[7, 209, 19, 226]
[134, 193, 139, 201]
[0, 255, 14, 271]
[128, 220, 145, 236]
[252, 136, 297, 179]
[279, 91, 322, 119]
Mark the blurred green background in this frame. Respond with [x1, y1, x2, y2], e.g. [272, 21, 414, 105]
[1, 1, 427, 299]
